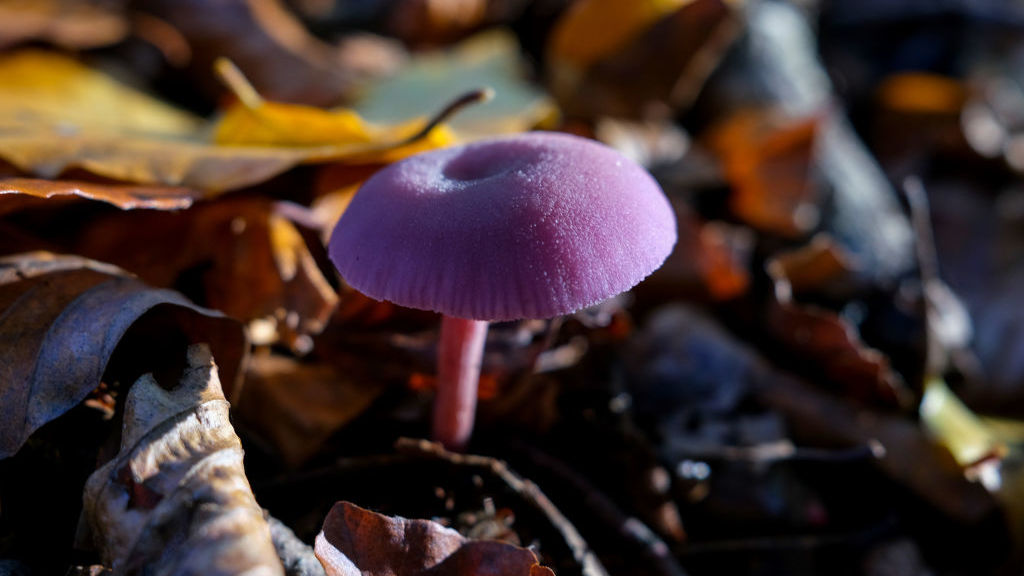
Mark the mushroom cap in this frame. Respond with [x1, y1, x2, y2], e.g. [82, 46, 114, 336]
[328, 131, 677, 321]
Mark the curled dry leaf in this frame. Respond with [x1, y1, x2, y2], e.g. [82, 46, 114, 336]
[0, 177, 199, 216]
[0, 251, 246, 459]
[82, 344, 282, 575]
[314, 501, 555, 576]
[74, 196, 338, 351]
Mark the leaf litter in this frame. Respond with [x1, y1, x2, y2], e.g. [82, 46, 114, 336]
[3, 0, 1024, 575]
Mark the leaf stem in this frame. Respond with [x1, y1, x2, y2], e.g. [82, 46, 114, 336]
[214, 58, 265, 109]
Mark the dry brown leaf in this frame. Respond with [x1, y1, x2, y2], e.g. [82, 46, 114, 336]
[0, 50, 201, 136]
[765, 234, 858, 297]
[73, 196, 338, 351]
[386, 0, 488, 46]
[314, 501, 555, 576]
[82, 344, 282, 575]
[0, 251, 246, 459]
[0, 177, 199, 216]
[705, 108, 822, 238]
[547, 0, 742, 118]
[236, 353, 387, 467]
[765, 301, 910, 409]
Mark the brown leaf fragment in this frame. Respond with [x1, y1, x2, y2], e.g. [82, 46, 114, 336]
[0, 177, 199, 215]
[74, 197, 338, 351]
[765, 234, 858, 298]
[136, 0, 356, 107]
[0, 252, 246, 459]
[82, 344, 282, 576]
[765, 301, 910, 409]
[547, 0, 742, 119]
[640, 204, 751, 303]
[705, 108, 822, 238]
[314, 501, 555, 576]
[236, 353, 387, 467]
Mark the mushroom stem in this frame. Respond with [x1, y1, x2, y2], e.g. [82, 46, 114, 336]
[433, 316, 489, 451]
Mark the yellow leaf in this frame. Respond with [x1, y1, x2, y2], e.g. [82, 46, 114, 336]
[0, 51, 477, 192]
[920, 377, 1005, 468]
[0, 50, 200, 136]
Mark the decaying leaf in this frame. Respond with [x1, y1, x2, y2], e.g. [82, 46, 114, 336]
[73, 196, 337, 351]
[82, 344, 282, 575]
[354, 30, 556, 139]
[0, 177, 199, 215]
[314, 501, 555, 576]
[0, 251, 246, 459]
[705, 108, 822, 238]
[547, 0, 742, 118]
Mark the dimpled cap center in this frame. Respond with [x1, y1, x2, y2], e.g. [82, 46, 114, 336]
[328, 131, 677, 321]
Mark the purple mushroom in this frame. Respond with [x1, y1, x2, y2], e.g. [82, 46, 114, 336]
[328, 131, 676, 450]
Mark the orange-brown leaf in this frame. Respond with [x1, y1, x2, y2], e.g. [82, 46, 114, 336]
[315, 502, 554, 576]
[0, 177, 198, 215]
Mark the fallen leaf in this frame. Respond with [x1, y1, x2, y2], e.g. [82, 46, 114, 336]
[136, 0, 357, 107]
[547, 0, 742, 118]
[314, 501, 555, 576]
[0, 177, 199, 215]
[765, 234, 858, 298]
[82, 344, 282, 575]
[639, 204, 751, 303]
[353, 30, 556, 139]
[705, 108, 822, 238]
[0, 251, 246, 459]
[765, 301, 911, 408]
[386, 0, 488, 46]
[73, 196, 338, 351]
[0, 50, 201, 136]
[0, 0, 128, 50]
[236, 353, 387, 467]
[0, 51, 479, 192]
[211, 58, 458, 158]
